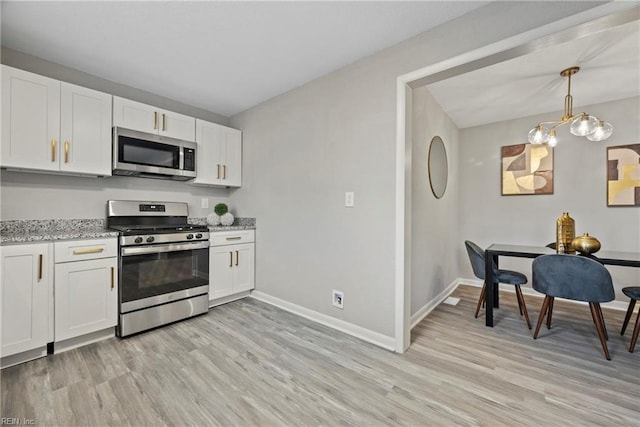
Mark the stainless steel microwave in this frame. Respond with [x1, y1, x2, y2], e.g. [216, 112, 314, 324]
[112, 127, 197, 181]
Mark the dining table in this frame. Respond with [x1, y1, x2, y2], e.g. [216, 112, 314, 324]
[483, 244, 640, 327]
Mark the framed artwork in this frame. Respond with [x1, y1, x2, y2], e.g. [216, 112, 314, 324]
[501, 143, 553, 195]
[607, 143, 640, 207]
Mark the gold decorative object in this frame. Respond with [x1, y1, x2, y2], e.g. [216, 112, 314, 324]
[572, 233, 601, 255]
[556, 212, 575, 254]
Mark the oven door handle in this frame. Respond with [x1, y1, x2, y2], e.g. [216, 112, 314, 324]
[121, 241, 209, 256]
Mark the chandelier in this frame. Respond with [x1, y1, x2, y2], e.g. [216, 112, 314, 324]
[527, 66, 612, 147]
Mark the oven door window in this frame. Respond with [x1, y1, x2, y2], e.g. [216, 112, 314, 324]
[121, 246, 208, 303]
[119, 135, 180, 169]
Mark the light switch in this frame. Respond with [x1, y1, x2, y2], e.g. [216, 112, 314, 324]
[201, 198, 209, 209]
[345, 192, 354, 207]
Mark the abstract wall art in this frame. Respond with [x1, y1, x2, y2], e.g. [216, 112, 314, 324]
[607, 143, 640, 207]
[501, 143, 554, 195]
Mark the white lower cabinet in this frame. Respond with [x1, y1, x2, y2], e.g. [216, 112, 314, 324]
[1, 243, 52, 363]
[209, 231, 255, 303]
[54, 239, 118, 343]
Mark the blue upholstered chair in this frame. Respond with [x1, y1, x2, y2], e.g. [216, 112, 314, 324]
[464, 240, 531, 329]
[621, 286, 640, 353]
[532, 254, 615, 360]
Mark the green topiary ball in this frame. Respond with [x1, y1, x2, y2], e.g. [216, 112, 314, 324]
[214, 203, 228, 216]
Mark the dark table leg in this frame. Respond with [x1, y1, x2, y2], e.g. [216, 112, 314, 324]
[485, 251, 498, 327]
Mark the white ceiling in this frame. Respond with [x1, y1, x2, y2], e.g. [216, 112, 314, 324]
[0, 1, 488, 118]
[427, 18, 640, 129]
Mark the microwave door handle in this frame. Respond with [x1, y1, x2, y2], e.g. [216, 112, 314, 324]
[121, 241, 209, 256]
[179, 147, 184, 171]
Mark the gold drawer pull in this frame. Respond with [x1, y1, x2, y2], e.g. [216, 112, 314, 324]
[111, 267, 115, 289]
[38, 254, 43, 280]
[154, 111, 158, 129]
[229, 252, 233, 267]
[162, 113, 166, 131]
[73, 247, 104, 255]
[235, 250, 239, 266]
[64, 141, 70, 163]
[223, 165, 226, 179]
[226, 237, 241, 241]
[51, 139, 56, 161]
[217, 164, 221, 179]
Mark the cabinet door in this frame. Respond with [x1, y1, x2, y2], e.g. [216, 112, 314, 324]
[1, 65, 60, 171]
[209, 245, 235, 300]
[232, 243, 255, 293]
[54, 258, 117, 341]
[60, 83, 112, 176]
[158, 109, 195, 141]
[1, 243, 51, 357]
[113, 96, 158, 134]
[222, 127, 242, 187]
[193, 120, 224, 185]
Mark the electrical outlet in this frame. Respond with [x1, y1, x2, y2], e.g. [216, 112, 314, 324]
[345, 192, 354, 207]
[201, 198, 209, 209]
[332, 290, 344, 309]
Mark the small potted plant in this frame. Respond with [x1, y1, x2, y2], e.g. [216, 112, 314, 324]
[207, 203, 234, 226]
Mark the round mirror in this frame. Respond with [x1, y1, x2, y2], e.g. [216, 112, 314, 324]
[428, 136, 448, 199]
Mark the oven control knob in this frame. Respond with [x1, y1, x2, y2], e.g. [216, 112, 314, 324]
[186, 234, 194, 239]
[134, 237, 143, 244]
[195, 233, 203, 239]
[146, 236, 155, 243]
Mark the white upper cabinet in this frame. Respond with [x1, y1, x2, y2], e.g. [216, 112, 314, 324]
[1, 65, 112, 176]
[2, 66, 61, 171]
[60, 83, 112, 175]
[193, 119, 242, 187]
[113, 96, 195, 141]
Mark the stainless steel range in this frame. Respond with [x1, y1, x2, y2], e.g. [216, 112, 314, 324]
[107, 200, 209, 337]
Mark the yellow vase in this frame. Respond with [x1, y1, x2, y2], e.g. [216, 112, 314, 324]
[556, 212, 575, 254]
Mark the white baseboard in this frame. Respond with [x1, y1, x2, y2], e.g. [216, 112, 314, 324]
[410, 279, 463, 329]
[457, 278, 633, 312]
[249, 291, 395, 351]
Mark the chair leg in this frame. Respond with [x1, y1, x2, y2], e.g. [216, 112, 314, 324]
[534, 296, 551, 339]
[475, 284, 487, 318]
[595, 303, 608, 340]
[621, 299, 636, 336]
[515, 285, 531, 329]
[589, 302, 611, 361]
[546, 297, 555, 329]
[629, 310, 640, 353]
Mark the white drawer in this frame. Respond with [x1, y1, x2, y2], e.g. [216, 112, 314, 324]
[54, 238, 117, 263]
[210, 230, 255, 246]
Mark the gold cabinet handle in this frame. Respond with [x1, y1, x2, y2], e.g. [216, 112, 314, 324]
[235, 250, 239, 266]
[154, 111, 158, 130]
[229, 252, 233, 267]
[72, 247, 104, 255]
[217, 164, 221, 179]
[64, 141, 69, 163]
[38, 254, 43, 280]
[226, 236, 241, 241]
[51, 139, 56, 162]
[111, 267, 115, 290]
[223, 165, 227, 179]
[162, 113, 166, 131]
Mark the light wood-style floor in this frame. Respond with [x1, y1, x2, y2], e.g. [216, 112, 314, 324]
[2, 284, 639, 426]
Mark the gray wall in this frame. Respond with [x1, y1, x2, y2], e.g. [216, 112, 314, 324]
[410, 87, 460, 315]
[229, 2, 606, 337]
[0, 48, 233, 220]
[458, 96, 640, 299]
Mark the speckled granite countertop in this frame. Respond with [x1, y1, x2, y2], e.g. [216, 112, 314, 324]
[189, 217, 256, 232]
[1, 219, 118, 244]
[1, 218, 256, 244]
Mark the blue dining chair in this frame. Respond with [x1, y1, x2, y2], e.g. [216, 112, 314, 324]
[532, 254, 615, 360]
[621, 286, 640, 353]
[464, 240, 531, 329]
